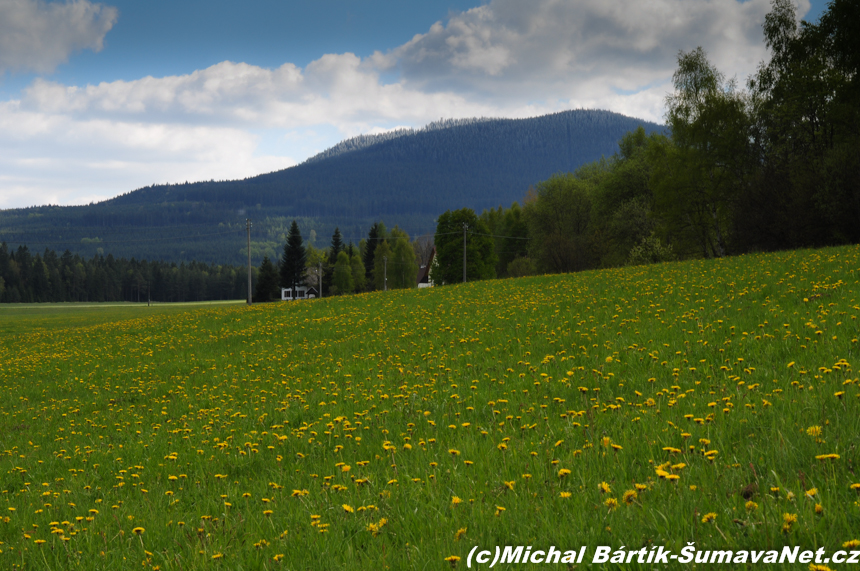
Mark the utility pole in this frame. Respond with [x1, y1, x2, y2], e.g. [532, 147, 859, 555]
[246, 219, 252, 305]
[318, 262, 322, 298]
[384, 256, 388, 291]
[463, 222, 468, 283]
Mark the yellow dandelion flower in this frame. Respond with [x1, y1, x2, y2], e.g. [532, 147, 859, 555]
[560, 491, 572, 498]
[598, 482, 611, 494]
[701, 513, 717, 524]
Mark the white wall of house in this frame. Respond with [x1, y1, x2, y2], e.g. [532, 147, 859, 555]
[281, 286, 316, 301]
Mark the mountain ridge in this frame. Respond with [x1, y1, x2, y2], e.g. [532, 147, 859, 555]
[1, 109, 664, 265]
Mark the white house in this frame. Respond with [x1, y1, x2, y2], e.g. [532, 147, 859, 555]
[281, 286, 319, 301]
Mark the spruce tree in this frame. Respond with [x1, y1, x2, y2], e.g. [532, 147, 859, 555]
[328, 228, 344, 265]
[280, 221, 307, 297]
[323, 227, 344, 295]
[363, 222, 385, 290]
[255, 256, 280, 302]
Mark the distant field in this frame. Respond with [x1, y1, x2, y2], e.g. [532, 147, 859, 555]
[0, 300, 245, 336]
[0, 246, 858, 570]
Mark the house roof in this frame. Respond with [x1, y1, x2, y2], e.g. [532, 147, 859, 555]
[416, 246, 436, 285]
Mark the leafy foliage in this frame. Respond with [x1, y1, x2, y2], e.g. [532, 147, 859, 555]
[431, 209, 496, 285]
[518, 0, 860, 273]
[332, 250, 353, 295]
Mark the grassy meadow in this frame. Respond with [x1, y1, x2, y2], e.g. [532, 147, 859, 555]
[0, 246, 858, 570]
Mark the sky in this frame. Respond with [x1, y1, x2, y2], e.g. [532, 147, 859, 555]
[0, 0, 827, 210]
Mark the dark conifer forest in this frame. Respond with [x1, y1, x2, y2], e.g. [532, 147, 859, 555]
[0, 110, 662, 265]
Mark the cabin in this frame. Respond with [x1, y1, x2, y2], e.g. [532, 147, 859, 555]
[281, 286, 319, 301]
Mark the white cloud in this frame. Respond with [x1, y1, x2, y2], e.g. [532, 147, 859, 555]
[0, 0, 118, 73]
[1, 0, 812, 209]
[390, 0, 811, 106]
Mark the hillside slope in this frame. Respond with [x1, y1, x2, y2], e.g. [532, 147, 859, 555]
[0, 110, 662, 264]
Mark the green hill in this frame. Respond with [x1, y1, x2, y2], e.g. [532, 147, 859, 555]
[0, 110, 662, 265]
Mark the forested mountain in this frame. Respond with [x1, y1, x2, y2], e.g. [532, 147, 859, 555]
[0, 110, 662, 265]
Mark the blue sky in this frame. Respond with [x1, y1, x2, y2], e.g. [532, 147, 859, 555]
[0, 0, 828, 209]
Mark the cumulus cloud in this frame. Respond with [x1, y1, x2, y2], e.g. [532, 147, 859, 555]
[0, 0, 118, 74]
[19, 56, 515, 128]
[389, 0, 810, 105]
[0, 104, 296, 209]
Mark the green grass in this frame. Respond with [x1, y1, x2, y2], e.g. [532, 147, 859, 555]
[0, 246, 858, 570]
[0, 300, 245, 336]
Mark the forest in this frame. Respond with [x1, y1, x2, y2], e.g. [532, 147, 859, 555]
[445, 0, 858, 280]
[0, 243, 247, 303]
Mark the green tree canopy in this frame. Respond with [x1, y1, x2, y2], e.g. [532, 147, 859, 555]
[431, 208, 496, 285]
[650, 47, 751, 259]
[388, 226, 418, 289]
[332, 250, 353, 295]
[523, 174, 594, 274]
[372, 240, 392, 291]
[350, 252, 366, 293]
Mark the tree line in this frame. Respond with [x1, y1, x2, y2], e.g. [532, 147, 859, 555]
[432, 0, 858, 281]
[252, 221, 425, 302]
[0, 243, 247, 303]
